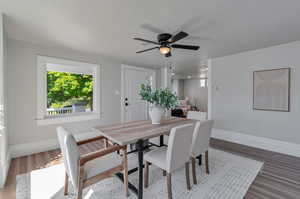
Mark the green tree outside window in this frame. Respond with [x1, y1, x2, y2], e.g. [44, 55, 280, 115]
[47, 71, 93, 110]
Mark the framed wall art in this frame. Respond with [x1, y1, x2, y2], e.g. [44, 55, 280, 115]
[253, 68, 290, 112]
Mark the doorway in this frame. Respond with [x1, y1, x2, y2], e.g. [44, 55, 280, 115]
[121, 65, 156, 123]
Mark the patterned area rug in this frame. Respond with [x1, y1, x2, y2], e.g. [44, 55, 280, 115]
[16, 148, 263, 199]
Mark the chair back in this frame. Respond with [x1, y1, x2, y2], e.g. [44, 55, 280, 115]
[57, 126, 70, 175]
[57, 127, 80, 189]
[187, 111, 207, 120]
[166, 123, 194, 173]
[190, 120, 214, 157]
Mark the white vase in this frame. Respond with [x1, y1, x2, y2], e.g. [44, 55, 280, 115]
[149, 105, 165, 124]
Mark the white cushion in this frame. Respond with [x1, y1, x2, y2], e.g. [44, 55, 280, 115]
[144, 124, 194, 173]
[85, 152, 122, 179]
[144, 147, 168, 170]
[74, 131, 101, 142]
[85, 151, 139, 179]
[166, 124, 194, 172]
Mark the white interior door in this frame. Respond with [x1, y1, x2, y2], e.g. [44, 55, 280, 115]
[122, 65, 155, 123]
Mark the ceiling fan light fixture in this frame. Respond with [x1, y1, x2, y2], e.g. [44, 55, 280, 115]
[159, 46, 170, 55]
[134, 31, 199, 57]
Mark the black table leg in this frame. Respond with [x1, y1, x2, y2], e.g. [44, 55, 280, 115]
[115, 173, 138, 195]
[159, 135, 164, 147]
[136, 139, 144, 199]
[197, 154, 202, 166]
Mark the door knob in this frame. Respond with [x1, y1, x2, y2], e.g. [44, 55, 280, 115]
[125, 102, 129, 106]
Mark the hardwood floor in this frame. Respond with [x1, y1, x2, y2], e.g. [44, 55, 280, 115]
[1, 138, 299, 199]
[210, 139, 300, 199]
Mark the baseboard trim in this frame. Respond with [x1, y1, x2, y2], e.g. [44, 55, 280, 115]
[10, 139, 59, 158]
[212, 128, 300, 158]
[9, 131, 99, 158]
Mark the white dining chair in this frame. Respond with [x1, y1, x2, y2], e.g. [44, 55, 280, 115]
[144, 124, 194, 199]
[57, 127, 129, 199]
[187, 111, 207, 120]
[57, 127, 114, 196]
[190, 120, 214, 184]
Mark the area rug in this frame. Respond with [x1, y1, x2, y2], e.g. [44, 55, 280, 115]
[16, 148, 263, 199]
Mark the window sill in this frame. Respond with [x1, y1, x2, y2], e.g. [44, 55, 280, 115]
[37, 113, 101, 126]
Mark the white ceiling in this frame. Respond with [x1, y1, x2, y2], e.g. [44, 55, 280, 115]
[1, 0, 300, 73]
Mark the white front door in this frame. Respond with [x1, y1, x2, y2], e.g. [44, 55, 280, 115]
[122, 65, 155, 123]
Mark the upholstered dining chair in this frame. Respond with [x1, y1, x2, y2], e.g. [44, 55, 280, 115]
[190, 120, 214, 184]
[144, 124, 194, 199]
[57, 128, 111, 195]
[57, 127, 129, 199]
[187, 111, 207, 120]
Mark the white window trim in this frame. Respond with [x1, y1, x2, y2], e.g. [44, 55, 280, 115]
[36, 55, 101, 125]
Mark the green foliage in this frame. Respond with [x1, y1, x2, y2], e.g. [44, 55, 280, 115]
[139, 83, 178, 110]
[47, 71, 93, 108]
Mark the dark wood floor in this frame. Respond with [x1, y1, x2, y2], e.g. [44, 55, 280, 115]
[210, 139, 300, 199]
[1, 138, 300, 199]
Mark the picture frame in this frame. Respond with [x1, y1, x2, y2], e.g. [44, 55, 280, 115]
[253, 68, 290, 112]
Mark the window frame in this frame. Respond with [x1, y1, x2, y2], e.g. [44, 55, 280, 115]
[36, 55, 100, 125]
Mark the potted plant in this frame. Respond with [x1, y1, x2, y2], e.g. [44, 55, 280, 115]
[139, 83, 178, 124]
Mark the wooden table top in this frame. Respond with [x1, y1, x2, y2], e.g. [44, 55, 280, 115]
[92, 117, 195, 146]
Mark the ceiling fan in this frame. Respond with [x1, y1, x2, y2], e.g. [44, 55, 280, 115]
[133, 31, 200, 57]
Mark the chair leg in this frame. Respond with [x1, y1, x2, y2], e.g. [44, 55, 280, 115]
[191, 157, 197, 185]
[76, 167, 84, 199]
[123, 148, 129, 197]
[104, 138, 108, 148]
[163, 170, 166, 176]
[144, 161, 149, 188]
[205, 151, 210, 174]
[64, 172, 69, 195]
[167, 173, 172, 199]
[185, 162, 191, 190]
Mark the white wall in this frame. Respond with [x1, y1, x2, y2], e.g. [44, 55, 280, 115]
[171, 79, 184, 99]
[160, 67, 172, 89]
[212, 41, 300, 145]
[183, 79, 208, 112]
[6, 39, 156, 156]
[0, 13, 9, 188]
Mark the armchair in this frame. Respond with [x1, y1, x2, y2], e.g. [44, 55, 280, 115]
[57, 127, 128, 199]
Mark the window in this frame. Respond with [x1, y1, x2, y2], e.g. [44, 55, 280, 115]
[200, 79, 207, 88]
[37, 56, 100, 125]
[47, 70, 93, 115]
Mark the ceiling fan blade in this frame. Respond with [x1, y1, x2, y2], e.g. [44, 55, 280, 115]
[133, 38, 159, 45]
[170, 31, 188, 43]
[165, 52, 172, 57]
[171, 44, 199, 50]
[136, 47, 159, 53]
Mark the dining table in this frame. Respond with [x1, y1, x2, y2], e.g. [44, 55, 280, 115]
[92, 117, 196, 199]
